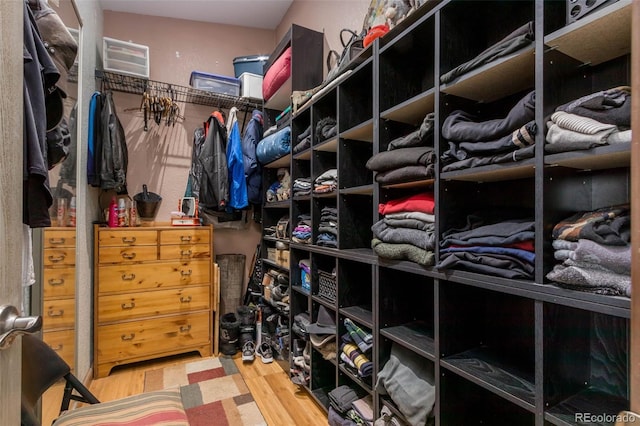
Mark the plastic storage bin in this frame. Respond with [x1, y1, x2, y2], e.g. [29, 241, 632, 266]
[233, 54, 269, 77]
[103, 37, 149, 78]
[189, 71, 240, 96]
[239, 72, 263, 99]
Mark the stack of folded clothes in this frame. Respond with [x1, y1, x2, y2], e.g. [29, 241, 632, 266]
[546, 204, 631, 297]
[545, 86, 632, 154]
[441, 91, 537, 172]
[366, 113, 436, 185]
[292, 214, 312, 244]
[314, 169, 337, 194]
[316, 116, 337, 143]
[340, 320, 373, 380]
[293, 124, 312, 153]
[327, 385, 371, 426]
[438, 212, 536, 279]
[372, 192, 435, 266]
[293, 177, 312, 197]
[316, 206, 338, 247]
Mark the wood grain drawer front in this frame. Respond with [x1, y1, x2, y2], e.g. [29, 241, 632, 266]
[159, 243, 211, 261]
[96, 311, 210, 363]
[98, 260, 211, 294]
[160, 229, 210, 245]
[98, 230, 157, 247]
[43, 298, 75, 329]
[43, 247, 75, 267]
[43, 329, 75, 368]
[43, 267, 75, 298]
[99, 246, 158, 264]
[43, 230, 76, 248]
[98, 285, 211, 323]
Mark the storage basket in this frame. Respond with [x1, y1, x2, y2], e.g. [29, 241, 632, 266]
[318, 270, 337, 302]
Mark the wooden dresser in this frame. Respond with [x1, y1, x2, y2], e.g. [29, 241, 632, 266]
[93, 224, 214, 378]
[42, 228, 76, 369]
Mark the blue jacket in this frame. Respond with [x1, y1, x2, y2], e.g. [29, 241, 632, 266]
[226, 108, 248, 209]
[241, 110, 264, 205]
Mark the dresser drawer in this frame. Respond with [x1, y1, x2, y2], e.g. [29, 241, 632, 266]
[43, 229, 76, 248]
[98, 285, 211, 323]
[43, 267, 75, 298]
[43, 298, 75, 329]
[98, 230, 157, 247]
[43, 247, 75, 267]
[98, 260, 211, 294]
[43, 329, 75, 368]
[99, 245, 158, 264]
[96, 311, 210, 363]
[159, 228, 210, 245]
[159, 243, 211, 261]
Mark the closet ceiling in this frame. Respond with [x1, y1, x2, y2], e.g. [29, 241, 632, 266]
[99, 0, 294, 29]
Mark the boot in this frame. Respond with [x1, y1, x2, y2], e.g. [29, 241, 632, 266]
[219, 313, 240, 356]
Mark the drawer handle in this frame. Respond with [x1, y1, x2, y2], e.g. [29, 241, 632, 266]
[180, 249, 192, 257]
[121, 333, 135, 341]
[180, 296, 192, 303]
[122, 236, 137, 244]
[48, 238, 66, 245]
[121, 302, 135, 310]
[121, 252, 137, 260]
[180, 235, 192, 242]
[121, 273, 136, 281]
[48, 278, 65, 286]
[50, 344, 63, 351]
[47, 309, 64, 317]
[48, 254, 66, 263]
[179, 325, 191, 333]
[180, 269, 193, 277]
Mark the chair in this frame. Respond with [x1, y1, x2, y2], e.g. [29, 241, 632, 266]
[21, 334, 189, 426]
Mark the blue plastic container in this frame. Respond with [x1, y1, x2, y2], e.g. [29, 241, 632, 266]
[233, 55, 269, 78]
[189, 71, 240, 96]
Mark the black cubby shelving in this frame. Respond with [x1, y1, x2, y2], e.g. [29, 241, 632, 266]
[258, 2, 634, 424]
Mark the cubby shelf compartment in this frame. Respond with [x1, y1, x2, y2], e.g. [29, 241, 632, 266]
[380, 89, 435, 126]
[293, 195, 312, 202]
[293, 149, 312, 160]
[544, 143, 631, 171]
[312, 295, 335, 310]
[292, 285, 310, 297]
[339, 306, 373, 330]
[264, 200, 290, 209]
[440, 45, 535, 103]
[441, 347, 536, 410]
[544, 0, 631, 67]
[441, 158, 536, 182]
[262, 258, 289, 272]
[380, 322, 435, 361]
[340, 120, 374, 143]
[313, 137, 338, 152]
[339, 185, 373, 196]
[338, 363, 373, 394]
[545, 388, 630, 426]
[379, 398, 410, 425]
[264, 153, 292, 169]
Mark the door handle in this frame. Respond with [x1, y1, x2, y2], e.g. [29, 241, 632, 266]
[0, 305, 42, 350]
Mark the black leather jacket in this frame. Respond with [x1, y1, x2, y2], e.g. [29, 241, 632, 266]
[190, 113, 228, 211]
[99, 91, 128, 194]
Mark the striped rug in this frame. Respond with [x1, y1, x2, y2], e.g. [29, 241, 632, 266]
[144, 356, 267, 426]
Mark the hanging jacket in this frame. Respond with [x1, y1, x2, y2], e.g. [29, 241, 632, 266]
[98, 91, 128, 194]
[191, 112, 229, 212]
[241, 109, 264, 205]
[226, 107, 248, 209]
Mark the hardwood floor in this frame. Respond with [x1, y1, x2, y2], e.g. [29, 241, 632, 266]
[41, 352, 327, 426]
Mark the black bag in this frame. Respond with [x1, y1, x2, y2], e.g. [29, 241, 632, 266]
[325, 28, 366, 83]
[46, 117, 71, 170]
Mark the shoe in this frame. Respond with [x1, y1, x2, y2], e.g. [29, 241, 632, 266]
[242, 340, 256, 362]
[256, 342, 273, 364]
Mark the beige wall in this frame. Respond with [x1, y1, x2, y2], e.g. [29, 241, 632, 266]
[100, 2, 370, 289]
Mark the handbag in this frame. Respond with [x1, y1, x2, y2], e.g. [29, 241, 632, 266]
[325, 28, 366, 83]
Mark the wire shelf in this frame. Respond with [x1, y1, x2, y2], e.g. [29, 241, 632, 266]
[95, 70, 262, 111]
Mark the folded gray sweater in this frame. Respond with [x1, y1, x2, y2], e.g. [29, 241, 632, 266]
[553, 238, 630, 275]
[546, 264, 631, 297]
